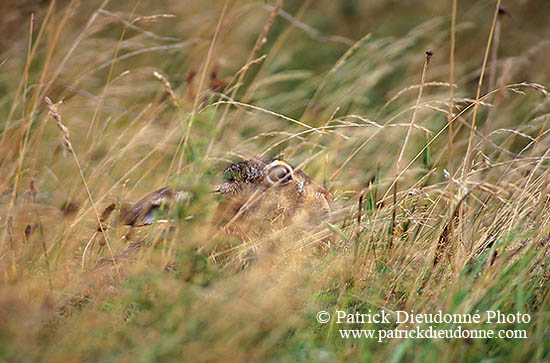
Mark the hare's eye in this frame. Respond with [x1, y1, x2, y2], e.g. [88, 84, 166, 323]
[267, 164, 292, 185]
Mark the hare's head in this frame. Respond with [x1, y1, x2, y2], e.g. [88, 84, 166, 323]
[120, 158, 332, 240]
[214, 158, 332, 238]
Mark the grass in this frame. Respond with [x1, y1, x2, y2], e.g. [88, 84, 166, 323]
[1, 0, 550, 362]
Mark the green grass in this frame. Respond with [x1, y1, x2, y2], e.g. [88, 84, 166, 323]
[1, 0, 550, 362]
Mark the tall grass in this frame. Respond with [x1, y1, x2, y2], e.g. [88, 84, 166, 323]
[1, 1, 549, 361]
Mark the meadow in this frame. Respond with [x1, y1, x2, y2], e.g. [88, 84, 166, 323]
[1, 0, 549, 361]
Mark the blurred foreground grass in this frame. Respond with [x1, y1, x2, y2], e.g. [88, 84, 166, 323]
[1, 0, 550, 361]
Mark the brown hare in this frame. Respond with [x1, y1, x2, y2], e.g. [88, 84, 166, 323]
[120, 158, 332, 239]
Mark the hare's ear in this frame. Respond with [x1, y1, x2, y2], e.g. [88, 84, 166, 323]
[119, 201, 133, 225]
[120, 187, 174, 227]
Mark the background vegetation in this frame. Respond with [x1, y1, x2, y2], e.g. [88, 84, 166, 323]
[1, 0, 549, 361]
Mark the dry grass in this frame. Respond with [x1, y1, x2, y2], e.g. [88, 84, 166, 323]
[1, 1, 550, 361]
